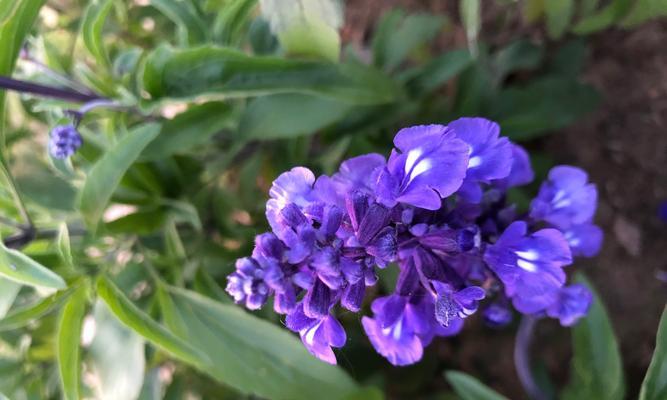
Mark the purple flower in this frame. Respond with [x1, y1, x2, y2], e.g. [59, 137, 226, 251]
[493, 144, 534, 189]
[562, 223, 603, 257]
[448, 117, 513, 182]
[431, 281, 485, 327]
[286, 304, 346, 364]
[484, 221, 572, 314]
[226, 118, 602, 367]
[376, 125, 469, 210]
[530, 166, 597, 229]
[49, 125, 82, 159]
[361, 294, 432, 366]
[483, 300, 513, 328]
[546, 284, 592, 326]
[659, 201, 667, 222]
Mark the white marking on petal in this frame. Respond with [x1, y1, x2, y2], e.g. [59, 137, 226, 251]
[392, 319, 403, 340]
[569, 238, 581, 247]
[304, 322, 321, 345]
[404, 148, 423, 176]
[517, 259, 538, 272]
[515, 250, 540, 261]
[552, 189, 571, 208]
[468, 156, 482, 168]
[409, 159, 432, 181]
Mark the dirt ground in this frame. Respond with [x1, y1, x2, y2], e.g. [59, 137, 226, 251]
[345, 1, 667, 398]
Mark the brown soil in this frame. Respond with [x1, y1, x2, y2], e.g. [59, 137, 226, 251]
[344, 2, 667, 399]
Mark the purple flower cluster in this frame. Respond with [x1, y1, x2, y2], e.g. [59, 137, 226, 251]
[226, 118, 601, 366]
[49, 124, 82, 159]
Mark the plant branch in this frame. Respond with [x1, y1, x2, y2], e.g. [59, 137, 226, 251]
[515, 316, 549, 400]
[3, 226, 86, 249]
[0, 75, 101, 103]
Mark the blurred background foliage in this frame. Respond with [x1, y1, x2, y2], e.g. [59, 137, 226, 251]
[0, 0, 665, 399]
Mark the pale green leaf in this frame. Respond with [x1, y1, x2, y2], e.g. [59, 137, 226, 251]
[95, 276, 206, 367]
[0, 286, 73, 331]
[459, 0, 480, 56]
[56, 223, 74, 269]
[77, 123, 161, 230]
[0, 242, 66, 290]
[57, 284, 88, 400]
[88, 300, 146, 400]
[0, 277, 21, 318]
[150, 0, 207, 45]
[81, 0, 114, 68]
[545, 0, 575, 39]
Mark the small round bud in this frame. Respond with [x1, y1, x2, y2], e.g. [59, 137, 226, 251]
[49, 124, 83, 159]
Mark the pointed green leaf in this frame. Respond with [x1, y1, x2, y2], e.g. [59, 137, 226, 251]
[56, 223, 74, 269]
[141, 45, 399, 105]
[446, 371, 509, 400]
[156, 285, 358, 400]
[78, 123, 161, 230]
[639, 306, 667, 400]
[562, 274, 625, 400]
[95, 276, 206, 367]
[82, 0, 114, 68]
[459, 0, 480, 56]
[150, 0, 207, 45]
[572, 0, 634, 34]
[0, 242, 66, 289]
[0, 286, 74, 331]
[57, 284, 88, 400]
[545, 0, 575, 39]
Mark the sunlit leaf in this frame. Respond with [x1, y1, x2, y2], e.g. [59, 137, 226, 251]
[156, 285, 359, 399]
[78, 123, 161, 230]
[88, 300, 146, 400]
[82, 0, 114, 68]
[57, 284, 88, 400]
[0, 286, 73, 331]
[141, 45, 400, 105]
[0, 241, 66, 290]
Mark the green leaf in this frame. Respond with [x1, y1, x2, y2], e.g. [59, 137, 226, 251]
[572, 0, 634, 34]
[0, 0, 47, 148]
[78, 123, 161, 230]
[562, 274, 625, 400]
[493, 40, 544, 83]
[0, 241, 66, 290]
[213, 0, 258, 45]
[445, 371, 509, 400]
[56, 223, 74, 270]
[405, 49, 472, 95]
[156, 285, 358, 399]
[0, 287, 74, 331]
[141, 102, 232, 160]
[260, 0, 342, 61]
[239, 93, 351, 139]
[621, 0, 667, 27]
[639, 306, 667, 400]
[57, 284, 88, 400]
[141, 45, 399, 105]
[343, 387, 384, 400]
[95, 276, 206, 367]
[81, 0, 114, 69]
[0, 278, 21, 318]
[150, 0, 207, 45]
[372, 10, 446, 71]
[459, 0, 481, 56]
[88, 300, 146, 400]
[492, 77, 599, 140]
[545, 0, 575, 39]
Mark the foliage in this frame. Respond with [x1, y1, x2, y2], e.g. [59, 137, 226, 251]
[0, 0, 662, 399]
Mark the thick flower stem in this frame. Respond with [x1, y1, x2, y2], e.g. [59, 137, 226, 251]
[514, 316, 549, 400]
[0, 75, 101, 103]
